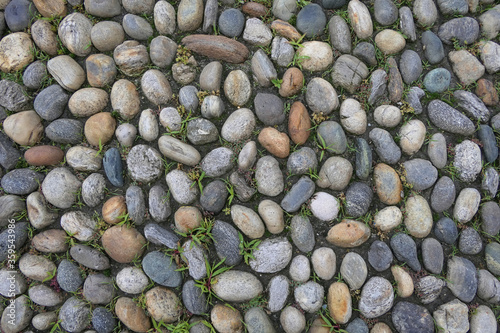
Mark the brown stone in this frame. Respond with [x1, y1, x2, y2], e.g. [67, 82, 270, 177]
[33, 0, 67, 17]
[326, 220, 371, 248]
[388, 57, 403, 103]
[174, 206, 202, 233]
[182, 35, 249, 64]
[271, 20, 302, 41]
[32, 229, 68, 253]
[391, 265, 414, 298]
[145, 287, 182, 323]
[279, 67, 304, 97]
[3, 111, 44, 146]
[288, 101, 311, 145]
[84, 112, 116, 147]
[101, 226, 146, 263]
[258, 127, 290, 159]
[476, 78, 499, 106]
[111, 79, 141, 120]
[86, 54, 117, 88]
[371, 322, 392, 333]
[113, 41, 150, 76]
[327, 282, 352, 324]
[374, 163, 403, 205]
[115, 297, 151, 333]
[25, 146, 64, 166]
[211, 304, 243, 333]
[0, 32, 34, 73]
[31, 19, 59, 56]
[308, 318, 331, 333]
[102, 196, 127, 224]
[242, 2, 268, 17]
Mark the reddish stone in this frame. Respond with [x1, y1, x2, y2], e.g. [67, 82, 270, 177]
[182, 35, 249, 64]
[476, 78, 499, 106]
[25, 145, 64, 166]
[279, 67, 304, 97]
[258, 127, 290, 158]
[288, 101, 311, 145]
[271, 20, 302, 41]
[242, 2, 268, 17]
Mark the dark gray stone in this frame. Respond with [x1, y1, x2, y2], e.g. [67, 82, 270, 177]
[143, 223, 179, 249]
[296, 4, 326, 38]
[229, 171, 256, 202]
[213, 220, 242, 266]
[187, 118, 219, 145]
[392, 301, 434, 333]
[422, 31, 445, 64]
[402, 159, 438, 191]
[103, 148, 123, 187]
[0, 222, 28, 262]
[328, 16, 351, 54]
[149, 185, 171, 223]
[1, 168, 43, 195]
[0, 79, 30, 112]
[478, 125, 498, 163]
[368, 240, 393, 272]
[390, 233, 421, 271]
[182, 280, 208, 315]
[254, 93, 285, 126]
[218, 8, 245, 37]
[353, 42, 377, 67]
[57, 259, 84, 292]
[430, 176, 455, 213]
[70, 244, 110, 271]
[92, 307, 116, 333]
[481, 201, 500, 238]
[369, 128, 401, 164]
[142, 251, 182, 287]
[459, 227, 482, 255]
[368, 69, 388, 105]
[454, 90, 490, 122]
[290, 215, 315, 253]
[482, 167, 499, 198]
[346, 318, 369, 333]
[126, 185, 145, 225]
[399, 50, 422, 85]
[427, 100, 475, 136]
[447, 256, 478, 302]
[485, 242, 500, 275]
[345, 182, 372, 217]
[322, 0, 346, 9]
[23, 61, 47, 90]
[200, 147, 234, 178]
[287, 147, 318, 175]
[438, 17, 480, 45]
[437, 0, 468, 15]
[281, 176, 315, 213]
[200, 180, 228, 213]
[374, 0, 398, 26]
[45, 119, 84, 144]
[421, 238, 444, 274]
[355, 138, 372, 180]
[434, 217, 459, 245]
[5, 0, 34, 32]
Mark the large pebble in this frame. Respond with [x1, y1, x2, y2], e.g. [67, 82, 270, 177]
[231, 204, 265, 239]
[453, 188, 480, 223]
[213, 270, 263, 302]
[326, 220, 370, 248]
[317, 156, 352, 191]
[392, 301, 434, 333]
[0, 32, 34, 73]
[249, 237, 292, 273]
[58, 13, 92, 57]
[341, 252, 368, 290]
[359, 277, 394, 318]
[348, 0, 373, 39]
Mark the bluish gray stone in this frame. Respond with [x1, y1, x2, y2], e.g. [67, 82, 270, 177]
[5, 0, 34, 32]
[148, 185, 171, 223]
[103, 148, 123, 187]
[368, 69, 388, 105]
[447, 256, 478, 302]
[355, 138, 372, 180]
[122, 14, 153, 40]
[229, 171, 256, 202]
[399, 6, 416, 41]
[213, 220, 242, 266]
[422, 31, 445, 64]
[58, 297, 91, 333]
[328, 16, 351, 54]
[485, 242, 500, 275]
[179, 85, 199, 112]
[92, 307, 116, 333]
[70, 244, 110, 271]
[345, 182, 372, 218]
[437, 0, 468, 15]
[317, 121, 347, 154]
[57, 259, 84, 293]
[402, 159, 438, 191]
[322, 0, 346, 9]
[143, 223, 179, 249]
[126, 185, 145, 225]
[182, 280, 208, 315]
[392, 302, 434, 333]
[374, 0, 398, 26]
[0, 79, 30, 112]
[287, 147, 318, 175]
[200, 180, 228, 213]
[0, 132, 20, 170]
[434, 217, 459, 245]
[406, 86, 425, 114]
[218, 8, 245, 37]
[346, 318, 369, 333]
[1, 169, 43, 195]
[454, 90, 490, 122]
[290, 215, 315, 253]
[23, 61, 47, 90]
[390, 233, 421, 271]
[45, 119, 84, 144]
[251, 48, 278, 87]
[481, 201, 500, 238]
[0, 222, 28, 262]
[254, 93, 285, 126]
[353, 42, 377, 67]
[430, 176, 455, 213]
[201, 147, 234, 177]
[281, 176, 315, 213]
[296, 4, 326, 38]
[368, 240, 393, 272]
[369, 128, 401, 164]
[422, 238, 444, 274]
[142, 251, 182, 287]
[423, 68, 451, 93]
[438, 17, 480, 45]
[478, 125, 498, 163]
[399, 50, 422, 85]
[427, 100, 475, 136]
[415, 275, 445, 304]
[34, 85, 69, 121]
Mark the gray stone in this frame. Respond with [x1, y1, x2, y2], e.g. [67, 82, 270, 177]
[306, 78, 338, 115]
[0, 295, 33, 333]
[368, 69, 388, 105]
[123, 14, 153, 40]
[201, 147, 234, 177]
[399, 6, 416, 41]
[287, 147, 317, 175]
[0, 132, 21, 170]
[58, 297, 91, 333]
[481, 201, 500, 238]
[341, 252, 368, 290]
[213, 220, 242, 266]
[433, 299, 469, 333]
[296, 3, 326, 37]
[81, 173, 106, 208]
[254, 93, 284, 126]
[0, 222, 28, 262]
[428, 132, 447, 169]
[294, 281, 324, 313]
[126, 186, 145, 225]
[331, 55, 369, 94]
[329, 16, 351, 54]
[212, 270, 263, 302]
[470, 305, 497, 333]
[4, 0, 33, 32]
[249, 237, 292, 273]
[422, 238, 444, 274]
[428, 100, 475, 136]
[1, 168, 43, 195]
[290, 215, 315, 253]
[230, 171, 256, 202]
[243, 18, 273, 46]
[83, 274, 114, 305]
[454, 140, 482, 182]
[182, 240, 207, 280]
[345, 318, 369, 333]
[251, 50, 277, 89]
[281, 176, 315, 213]
[244, 307, 276, 333]
[92, 307, 116, 333]
[478, 125, 498, 163]
[345, 182, 372, 218]
[91, 21, 125, 53]
[42, 168, 81, 209]
[392, 301, 434, 333]
[353, 42, 377, 67]
[200, 180, 228, 213]
[317, 121, 347, 154]
[481, 41, 500, 74]
[202, 0, 217, 32]
[355, 138, 372, 180]
[268, 275, 290, 312]
[459, 227, 482, 255]
[485, 242, 500, 275]
[430, 176, 456, 213]
[368, 241, 393, 272]
[272, 0, 296, 21]
[182, 280, 208, 315]
[482, 167, 499, 198]
[422, 31, 445, 64]
[154, 1, 176, 35]
[144, 223, 179, 249]
[142, 251, 182, 287]
[158, 136, 201, 167]
[149, 36, 177, 68]
[437, 0, 468, 15]
[45, 119, 84, 144]
[85, 0, 121, 17]
[255, 156, 284, 197]
[438, 17, 480, 45]
[271, 37, 295, 67]
[406, 86, 425, 114]
[221, 108, 255, 142]
[0, 80, 30, 112]
[23, 61, 47, 90]
[390, 233, 421, 271]
[434, 217, 459, 245]
[478, 7, 500, 40]
[359, 277, 394, 318]
[402, 159, 438, 191]
[57, 259, 84, 292]
[179, 85, 199, 111]
[477, 269, 500, 303]
[187, 117, 218, 145]
[70, 244, 110, 270]
[0, 195, 25, 228]
[374, 0, 398, 26]
[127, 145, 163, 183]
[399, 50, 422, 85]
[369, 128, 401, 164]
[416, 276, 445, 304]
[149, 185, 171, 223]
[454, 90, 490, 122]
[29, 284, 63, 307]
[447, 256, 478, 302]
[166, 170, 198, 205]
[0, 270, 26, 297]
